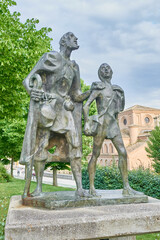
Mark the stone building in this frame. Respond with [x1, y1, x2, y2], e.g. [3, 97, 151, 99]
[89, 105, 160, 170]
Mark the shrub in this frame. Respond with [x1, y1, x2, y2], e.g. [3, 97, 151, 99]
[82, 165, 123, 190]
[82, 165, 160, 199]
[0, 163, 12, 183]
[129, 168, 160, 199]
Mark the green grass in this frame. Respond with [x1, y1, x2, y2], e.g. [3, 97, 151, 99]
[136, 233, 160, 240]
[0, 177, 73, 240]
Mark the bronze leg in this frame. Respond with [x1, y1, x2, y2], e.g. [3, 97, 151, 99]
[88, 133, 105, 196]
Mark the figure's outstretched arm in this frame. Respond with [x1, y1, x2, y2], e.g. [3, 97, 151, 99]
[73, 89, 91, 102]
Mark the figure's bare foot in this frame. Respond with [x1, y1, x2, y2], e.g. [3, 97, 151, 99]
[122, 185, 144, 196]
[22, 192, 29, 199]
[31, 188, 42, 197]
[75, 188, 92, 198]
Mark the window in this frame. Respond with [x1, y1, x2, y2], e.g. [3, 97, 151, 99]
[123, 118, 127, 125]
[104, 144, 108, 153]
[145, 117, 150, 123]
[101, 147, 103, 154]
[109, 143, 114, 153]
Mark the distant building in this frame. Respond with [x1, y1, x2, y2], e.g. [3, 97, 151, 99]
[88, 105, 160, 170]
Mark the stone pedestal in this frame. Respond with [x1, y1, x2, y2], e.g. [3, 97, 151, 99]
[110, 237, 136, 240]
[5, 195, 160, 240]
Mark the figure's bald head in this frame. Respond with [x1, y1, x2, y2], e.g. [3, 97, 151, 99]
[59, 32, 79, 51]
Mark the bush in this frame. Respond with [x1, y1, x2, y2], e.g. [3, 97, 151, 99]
[129, 168, 160, 199]
[0, 163, 12, 183]
[82, 165, 123, 190]
[82, 165, 160, 199]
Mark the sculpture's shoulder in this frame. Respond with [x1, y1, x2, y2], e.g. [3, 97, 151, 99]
[91, 81, 106, 90]
[112, 84, 125, 112]
[36, 51, 62, 72]
[112, 84, 124, 94]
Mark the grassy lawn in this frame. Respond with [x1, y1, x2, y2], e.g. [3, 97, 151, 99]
[1, 178, 160, 240]
[136, 233, 160, 240]
[0, 178, 73, 240]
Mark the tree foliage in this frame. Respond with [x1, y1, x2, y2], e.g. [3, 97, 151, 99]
[0, 0, 52, 118]
[0, 0, 52, 169]
[146, 126, 160, 174]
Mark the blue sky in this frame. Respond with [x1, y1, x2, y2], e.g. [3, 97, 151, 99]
[11, 0, 160, 109]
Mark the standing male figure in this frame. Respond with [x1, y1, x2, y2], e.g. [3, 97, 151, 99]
[83, 63, 142, 196]
[20, 32, 90, 198]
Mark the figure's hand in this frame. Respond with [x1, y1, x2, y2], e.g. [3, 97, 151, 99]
[64, 96, 74, 111]
[91, 82, 105, 90]
[31, 89, 44, 102]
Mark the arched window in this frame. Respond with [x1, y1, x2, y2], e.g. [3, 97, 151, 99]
[101, 147, 103, 154]
[100, 159, 103, 166]
[104, 144, 108, 153]
[109, 143, 114, 153]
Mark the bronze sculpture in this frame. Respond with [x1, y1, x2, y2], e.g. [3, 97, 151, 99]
[20, 33, 143, 203]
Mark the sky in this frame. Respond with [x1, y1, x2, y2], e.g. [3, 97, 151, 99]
[10, 0, 160, 109]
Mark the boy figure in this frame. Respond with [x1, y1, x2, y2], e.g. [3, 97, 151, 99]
[83, 63, 141, 196]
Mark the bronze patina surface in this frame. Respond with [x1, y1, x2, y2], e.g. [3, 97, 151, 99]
[22, 190, 148, 210]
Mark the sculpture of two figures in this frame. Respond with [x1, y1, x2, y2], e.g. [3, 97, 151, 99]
[20, 32, 141, 199]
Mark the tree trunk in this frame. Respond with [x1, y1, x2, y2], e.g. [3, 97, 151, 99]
[11, 158, 14, 177]
[53, 167, 57, 186]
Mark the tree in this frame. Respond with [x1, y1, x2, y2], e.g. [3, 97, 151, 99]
[45, 162, 70, 186]
[146, 126, 160, 174]
[44, 147, 70, 186]
[0, 0, 53, 175]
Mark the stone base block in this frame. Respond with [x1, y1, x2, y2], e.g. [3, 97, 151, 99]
[5, 195, 160, 240]
[110, 237, 136, 240]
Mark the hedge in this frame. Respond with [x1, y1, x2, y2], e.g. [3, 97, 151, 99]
[82, 165, 160, 199]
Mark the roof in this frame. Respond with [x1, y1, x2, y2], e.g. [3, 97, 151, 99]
[124, 105, 160, 112]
